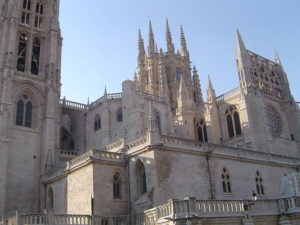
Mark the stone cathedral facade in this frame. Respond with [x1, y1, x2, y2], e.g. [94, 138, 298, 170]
[1, 0, 300, 224]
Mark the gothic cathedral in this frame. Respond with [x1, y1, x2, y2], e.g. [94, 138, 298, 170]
[1, 0, 300, 224]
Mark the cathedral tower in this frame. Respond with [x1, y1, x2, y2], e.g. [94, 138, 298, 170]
[236, 31, 300, 155]
[136, 21, 203, 126]
[0, 0, 62, 215]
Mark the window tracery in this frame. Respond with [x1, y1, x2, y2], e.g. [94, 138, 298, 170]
[221, 168, 232, 193]
[255, 171, 265, 195]
[31, 37, 41, 75]
[266, 106, 282, 136]
[197, 119, 208, 142]
[16, 93, 33, 128]
[225, 106, 241, 138]
[17, 34, 28, 72]
[21, 0, 31, 25]
[34, 2, 43, 28]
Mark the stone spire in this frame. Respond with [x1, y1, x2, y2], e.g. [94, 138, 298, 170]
[236, 29, 246, 54]
[180, 25, 189, 58]
[207, 75, 216, 103]
[192, 66, 203, 103]
[138, 29, 145, 64]
[148, 20, 156, 55]
[178, 76, 193, 108]
[166, 19, 175, 53]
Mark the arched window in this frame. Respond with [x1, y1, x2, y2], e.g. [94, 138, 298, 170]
[255, 171, 265, 196]
[156, 114, 161, 133]
[221, 168, 232, 193]
[15, 94, 33, 128]
[94, 114, 101, 131]
[31, 38, 41, 75]
[47, 187, 54, 209]
[21, 0, 31, 25]
[34, 2, 43, 28]
[136, 160, 147, 195]
[197, 120, 208, 142]
[266, 106, 282, 137]
[17, 34, 28, 72]
[113, 172, 122, 199]
[225, 106, 242, 138]
[116, 108, 122, 122]
[176, 68, 182, 81]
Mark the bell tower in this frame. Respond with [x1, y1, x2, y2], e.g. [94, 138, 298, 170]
[0, 0, 62, 215]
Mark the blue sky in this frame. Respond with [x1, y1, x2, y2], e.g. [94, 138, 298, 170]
[59, 0, 300, 103]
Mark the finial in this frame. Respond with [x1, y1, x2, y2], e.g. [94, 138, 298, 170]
[180, 25, 189, 58]
[193, 66, 198, 76]
[87, 96, 90, 105]
[236, 29, 246, 52]
[104, 86, 107, 96]
[148, 20, 156, 55]
[138, 29, 145, 63]
[166, 18, 175, 53]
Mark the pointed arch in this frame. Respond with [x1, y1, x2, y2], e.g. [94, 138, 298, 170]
[225, 105, 242, 138]
[221, 167, 232, 193]
[255, 171, 265, 196]
[47, 187, 54, 209]
[113, 172, 122, 199]
[135, 159, 147, 195]
[15, 93, 34, 128]
[196, 119, 208, 142]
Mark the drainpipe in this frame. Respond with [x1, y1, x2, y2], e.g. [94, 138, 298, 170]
[206, 154, 214, 199]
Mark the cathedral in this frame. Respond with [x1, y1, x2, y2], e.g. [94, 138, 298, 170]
[1, 1, 300, 225]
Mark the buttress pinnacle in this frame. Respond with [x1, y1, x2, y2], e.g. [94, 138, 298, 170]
[166, 19, 175, 53]
[180, 25, 189, 58]
[148, 20, 156, 55]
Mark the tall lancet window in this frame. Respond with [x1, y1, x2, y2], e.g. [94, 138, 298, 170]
[221, 168, 232, 193]
[34, 3, 44, 28]
[255, 171, 265, 196]
[16, 94, 33, 128]
[17, 34, 28, 72]
[113, 172, 122, 199]
[31, 38, 41, 75]
[225, 105, 242, 138]
[197, 120, 208, 142]
[21, 0, 31, 25]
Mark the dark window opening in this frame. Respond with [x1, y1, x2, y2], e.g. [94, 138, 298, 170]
[31, 38, 40, 75]
[233, 111, 242, 135]
[117, 109, 123, 122]
[15, 94, 33, 128]
[113, 173, 121, 199]
[227, 115, 234, 138]
[17, 34, 28, 72]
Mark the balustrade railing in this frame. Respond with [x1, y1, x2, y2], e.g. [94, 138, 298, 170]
[2, 197, 300, 225]
[60, 99, 88, 111]
[216, 87, 240, 102]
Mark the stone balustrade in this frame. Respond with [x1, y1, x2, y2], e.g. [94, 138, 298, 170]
[140, 92, 166, 103]
[1, 197, 300, 225]
[216, 87, 240, 102]
[90, 93, 122, 108]
[60, 99, 88, 111]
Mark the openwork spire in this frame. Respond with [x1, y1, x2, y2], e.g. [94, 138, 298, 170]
[138, 29, 145, 64]
[166, 19, 174, 53]
[180, 25, 189, 58]
[192, 66, 203, 103]
[148, 20, 156, 55]
[207, 75, 216, 103]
